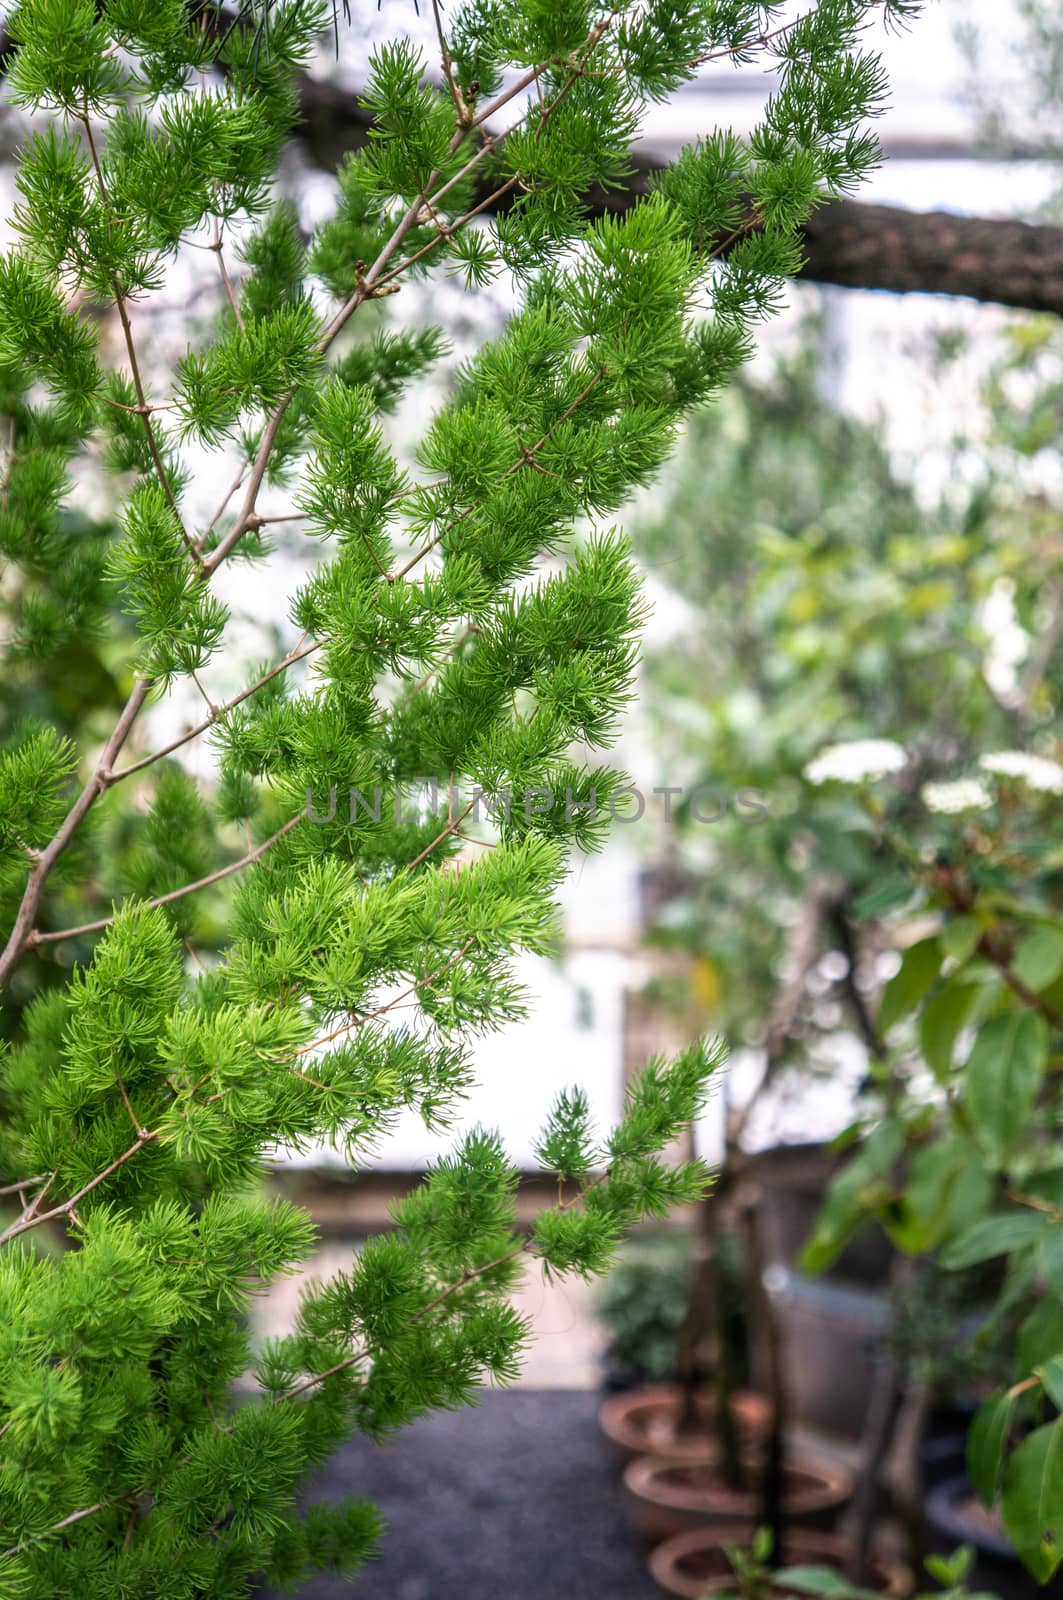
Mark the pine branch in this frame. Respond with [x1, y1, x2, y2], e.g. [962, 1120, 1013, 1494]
[0, 4, 904, 1580]
[0, 15, 630, 987]
[277, 1162, 614, 1405]
[107, 636, 319, 782]
[6, 1159, 607, 1554]
[393, 365, 608, 582]
[296, 936, 479, 1055]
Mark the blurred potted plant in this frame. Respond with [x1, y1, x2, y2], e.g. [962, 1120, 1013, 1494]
[795, 739, 1063, 1591]
[596, 1229, 697, 1393]
[597, 1218, 772, 1465]
[622, 284, 1063, 1581]
[625, 327, 1037, 1447]
[649, 1524, 913, 1600]
[618, 1150, 854, 1548]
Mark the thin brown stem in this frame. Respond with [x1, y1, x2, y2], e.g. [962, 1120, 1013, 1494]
[0, 1133, 155, 1247]
[79, 108, 198, 567]
[402, 800, 478, 874]
[431, 0, 471, 125]
[1, 413, 15, 508]
[211, 222, 246, 334]
[297, 935, 478, 1057]
[0, 679, 151, 989]
[116, 1077, 149, 1139]
[31, 812, 305, 949]
[977, 933, 1063, 1031]
[375, 177, 520, 290]
[0, 1173, 49, 1198]
[1, 1493, 132, 1561]
[199, 461, 249, 549]
[373, 31, 609, 296]
[107, 636, 318, 783]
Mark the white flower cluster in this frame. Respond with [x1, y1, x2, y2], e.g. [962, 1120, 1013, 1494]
[978, 750, 1063, 795]
[804, 739, 907, 786]
[920, 778, 992, 815]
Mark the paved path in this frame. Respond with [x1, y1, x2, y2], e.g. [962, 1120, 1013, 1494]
[255, 1389, 659, 1600]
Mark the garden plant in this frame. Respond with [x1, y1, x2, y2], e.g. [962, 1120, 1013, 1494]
[627, 287, 1063, 1588]
[801, 737, 1063, 1584]
[0, 0, 917, 1593]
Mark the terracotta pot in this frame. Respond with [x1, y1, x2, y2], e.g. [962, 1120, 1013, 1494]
[649, 1524, 911, 1600]
[598, 1384, 771, 1465]
[623, 1450, 852, 1546]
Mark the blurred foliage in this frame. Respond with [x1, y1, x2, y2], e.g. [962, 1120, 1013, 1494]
[596, 1230, 695, 1381]
[959, 0, 1063, 216]
[632, 315, 1061, 1066]
[596, 1224, 749, 1384]
[800, 729, 1063, 1580]
[632, 304, 1063, 1579]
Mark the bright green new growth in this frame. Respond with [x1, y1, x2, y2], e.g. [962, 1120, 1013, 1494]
[0, 0, 907, 1592]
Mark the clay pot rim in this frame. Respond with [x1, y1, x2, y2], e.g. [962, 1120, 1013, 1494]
[648, 1524, 911, 1600]
[624, 1449, 851, 1518]
[925, 1472, 1014, 1562]
[598, 1384, 770, 1458]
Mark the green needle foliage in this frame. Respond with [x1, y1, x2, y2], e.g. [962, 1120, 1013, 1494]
[0, 0, 912, 1592]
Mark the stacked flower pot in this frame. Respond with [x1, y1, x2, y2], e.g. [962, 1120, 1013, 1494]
[596, 1145, 911, 1598]
[599, 1381, 897, 1598]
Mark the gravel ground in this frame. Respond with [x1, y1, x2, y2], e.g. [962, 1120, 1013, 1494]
[255, 1388, 659, 1600]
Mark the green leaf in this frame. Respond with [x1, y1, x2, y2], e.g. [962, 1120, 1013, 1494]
[776, 1568, 880, 1600]
[1023, 1168, 1063, 1209]
[968, 1389, 1018, 1505]
[1002, 1419, 1063, 1582]
[1019, 1298, 1063, 1376]
[851, 874, 914, 919]
[878, 936, 943, 1034]
[941, 1212, 1047, 1270]
[964, 1011, 1047, 1164]
[1013, 928, 1063, 994]
[752, 1526, 774, 1563]
[942, 914, 984, 965]
[1038, 1358, 1063, 1413]
[919, 980, 979, 1082]
[924, 1546, 974, 1587]
[1038, 1229, 1063, 1299]
[887, 1137, 990, 1255]
[799, 1120, 903, 1276]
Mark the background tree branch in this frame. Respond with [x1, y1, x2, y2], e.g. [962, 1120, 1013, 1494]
[294, 74, 1063, 319]
[2, 18, 1060, 319]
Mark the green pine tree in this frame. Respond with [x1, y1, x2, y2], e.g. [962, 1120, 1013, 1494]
[0, 2, 915, 1593]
